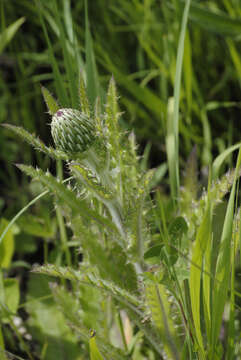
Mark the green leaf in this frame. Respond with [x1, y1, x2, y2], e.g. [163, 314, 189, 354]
[0, 17, 25, 54]
[41, 85, 59, 115]
[32, 264, 163, 357]
[0, 219, 15, 268]
[36, 0, 68, 106]
[183, 31, 192, 115]
[72, 218, 137, 291]
[17, 214, 56, 238]
[166, 0, 191, 203]
[181, 1, 241, 37]
[167, 216, 188, 264]
[85, 0, 100, 106]
[145, 283, 179, 359]
[212, 142, 241, 180]
[211, 148, 241, 355]
[168, 216, 188, 239]
[70, 164, 114, 201]
[79, 72, 90, 117]
[2, 124, 69, 160]
[3, 278, 20, 319]
[26, 274, 81, 360]
[32, 264, 140, 308]
[17, 165, 118, 233]
[144, 245, 162, 260]
[51, 0, 79, 108]
[105, 76, 120, 149]
[189, 200, 212, 356]
[89, 331, 104, 360]
[99, 55, 165, 117]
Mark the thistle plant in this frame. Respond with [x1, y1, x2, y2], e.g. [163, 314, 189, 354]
[3, 75, 241, 360]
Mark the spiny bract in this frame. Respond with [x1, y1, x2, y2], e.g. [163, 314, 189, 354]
[51, 108, 96, 155]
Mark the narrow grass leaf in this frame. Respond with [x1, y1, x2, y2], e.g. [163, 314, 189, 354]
[96, 48, 166, 117]
[183, 31, 192, 116]
[226, 38, 241, 81]
[202, 228, 212, 343]
[52, 0, 79, 108]
[85, 0, 100, 106]
[35, 0, 68, 106]
[178, 1, 241, 36]
[189, 200, 212, 356]
[212, 142, 241, 180]
[211, 148, 241, 355]
[0, 17, 25, 54]
[167, 0, 191, 202]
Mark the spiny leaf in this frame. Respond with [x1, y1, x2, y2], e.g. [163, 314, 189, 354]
[2, 124, 68, 160]
[106, 76, 118, 124]
[209, 168, 241, 205]
[70, 163, 126, 239]
[51, 282, 127, 360]
[145, 283, 179, 359]
[32, 264, 163, 357]
[129, 168, 155, 261]
[79, 71, 90, 117]
[70, 164, 114, 201]
[41, 85, 59, 115]
[105, 77, 120, 145]
[17, 164, 118, 233]
[32, 264, 140, 308]
[71, 217, 137, 291]
[26, 274, 80, 359]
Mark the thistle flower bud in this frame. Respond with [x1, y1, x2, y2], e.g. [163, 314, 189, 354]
[51, 108, 96, 155]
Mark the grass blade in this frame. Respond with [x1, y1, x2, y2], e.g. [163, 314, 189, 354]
[166, 0, 191, 202]
[211, 147, 241, 356]
[212, 142, 241, 180]
[85, 0, 100, 106]
[178, 1, 241, 36]
[0, 17, 25, 54]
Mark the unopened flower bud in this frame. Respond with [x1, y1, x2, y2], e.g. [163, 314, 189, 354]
[51, 108, 96, 155]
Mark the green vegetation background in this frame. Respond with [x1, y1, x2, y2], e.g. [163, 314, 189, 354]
[0, 0, 241, 359]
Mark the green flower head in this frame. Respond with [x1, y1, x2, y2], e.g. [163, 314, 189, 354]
[51, 108, 96, 155]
